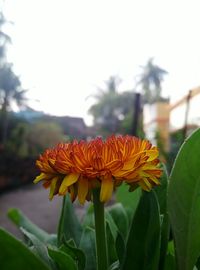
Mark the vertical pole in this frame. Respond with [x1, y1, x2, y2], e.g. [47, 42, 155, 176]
[131, 93, 141, 136]
[182, 90, 192, 140]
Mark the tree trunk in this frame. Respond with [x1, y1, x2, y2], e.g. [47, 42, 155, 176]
[0, 95, 9, 145]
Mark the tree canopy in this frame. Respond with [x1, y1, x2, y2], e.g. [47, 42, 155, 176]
[137, 58, 168, 104]
[89, 76, 135, 135]
[0, 11, 26, 145]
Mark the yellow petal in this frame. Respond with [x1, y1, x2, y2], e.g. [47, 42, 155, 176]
[69, 185, 76, 202]
[100, 177, 113, 202]
[139, 178, 152, 191]
[78, 177, 88, 205]
[49, 177, 58, 200]
[33, 173, 46, 183]
[59, 173, 80, 195]
[149, 175, 160, 185]
[146, 150, 158, 161]
[122, 154, 141, 171]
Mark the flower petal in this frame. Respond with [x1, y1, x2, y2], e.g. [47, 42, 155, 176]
[33, 173, 46, 183]
[78, 177, 89, 205]
[100, 177, 113, 202]
[43, 181, 51, 189]
[49, 177, 58, 200]
[146, 150, 158, 161]
[59, 173, 80, 195]
[69, 185, 76, 202]
[139, 178, 152, 191]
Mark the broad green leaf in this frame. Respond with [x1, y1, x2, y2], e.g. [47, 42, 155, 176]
[20, 228, 54, 269]
[163, 254, 176, 270]
[60, 239, 86, 270]
[116, 233, 125, 264]
[105, 211, 125, 266]
[48, 247, 77, 270]
[82, 204, 94, 228]
[109, 260, 120, 270]
[106, 221, 118, 265]
[67, 238, 76, 247]
[168, 128, 200, 270]
[154, 164, 170, 270]
[79, 226, 96, 270]
[105, 211, 118, 241]
[159, 214, 170, 270]
[115, 184, 141, 224]
[167, 241, 175, 255]
[154, 164, 168, 215]
[163, 242, 176, 270]
[196, 256, 200, 269]
[106, 211, 125, 266]
[107, 203, 129, 240]
[57, 195, 82, 247]
[0, 228, 50, 270]
[121, 191, 161, 270]
[7, 208, 56, 245]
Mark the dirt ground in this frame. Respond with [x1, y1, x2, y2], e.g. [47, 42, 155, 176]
[0, 183, 84, 238]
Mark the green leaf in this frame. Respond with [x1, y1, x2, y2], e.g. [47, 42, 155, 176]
[82, 204, 94, 228]
[121, 191, 161, 270]
[163, 242, 176, 270]
[154, 164, 170, 270]
[60, 240, 86, 270]
[0, 228, 50, 270]
[57, 195, 82, 247]
[105, 211, 118, 241]
[163, 254, 176, 270]
[109, 260, 120, 270]
[116, 233, 125, 264]
[196, 256, 200, 269]
[20, 228, 54, 269]
[167, 241, 175, 256]
[154, 164, 168, 215]
[7, 208, 55, 244]
[48, 247, 77, 270]
[159, 213, 170, 269]
[168, 128, 200, 270]
[105, 210, 126, 266]
[106, 221, 118, 265]
[115, 184, 141, 224]
[79, 226, 96, 270]
[107, 203, 129, 240]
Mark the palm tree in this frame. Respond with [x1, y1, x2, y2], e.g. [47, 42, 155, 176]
[89, 76, 121, 134]
[137, 58, 168, 104]
[0, 12, 12, 62]
[89, 76, 136, 135]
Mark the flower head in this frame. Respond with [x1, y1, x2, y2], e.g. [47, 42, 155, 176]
[34, 135, 162, 203]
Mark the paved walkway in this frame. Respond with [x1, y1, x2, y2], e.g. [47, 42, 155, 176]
[0, 183, 84, 238]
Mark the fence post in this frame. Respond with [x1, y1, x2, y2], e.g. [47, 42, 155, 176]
[182, 90, 192, 140]
[131, 93, 142, 136]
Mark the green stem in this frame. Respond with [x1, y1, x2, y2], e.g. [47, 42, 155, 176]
[93, 188, 108, 270]
[57, 195, 66, 246]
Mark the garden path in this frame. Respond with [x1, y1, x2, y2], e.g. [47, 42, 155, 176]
[0, 183, 84, 238]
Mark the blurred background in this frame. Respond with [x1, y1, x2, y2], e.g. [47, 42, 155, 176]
[0, 0, 200, 235]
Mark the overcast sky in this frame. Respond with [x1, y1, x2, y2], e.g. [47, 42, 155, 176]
[3, 0, 200, 125]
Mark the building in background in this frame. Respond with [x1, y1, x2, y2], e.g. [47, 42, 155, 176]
[143, 101, 170, 151]
[170, 86, 200, 136]
[143, 86, 200, 151]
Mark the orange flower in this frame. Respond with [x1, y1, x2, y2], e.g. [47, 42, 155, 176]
[34, 143, 67, 200]
[34, 135, 162, 203]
